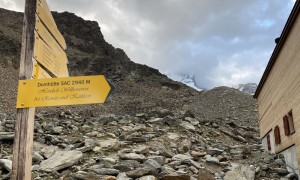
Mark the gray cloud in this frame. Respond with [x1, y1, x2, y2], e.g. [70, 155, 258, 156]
[0, 0, 295, 88]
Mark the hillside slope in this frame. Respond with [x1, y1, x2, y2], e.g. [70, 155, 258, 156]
[0, 8, 196, 116]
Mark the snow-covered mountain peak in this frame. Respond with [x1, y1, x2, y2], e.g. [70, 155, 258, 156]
[237, 83, 257, 95]
[166, 73, 203, 91]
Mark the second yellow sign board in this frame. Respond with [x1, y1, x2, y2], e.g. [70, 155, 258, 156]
[36, 0, 67, 49]
[35, 16, 67, 63]
[34, 33, 69, 77]
[16, 75, 115, 108]
[32, 59, 52, 79]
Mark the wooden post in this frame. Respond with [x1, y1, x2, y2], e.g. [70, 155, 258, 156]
[12, 0, 37, 179]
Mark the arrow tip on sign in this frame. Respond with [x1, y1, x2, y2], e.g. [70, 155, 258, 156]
[105, 77, 115, 101]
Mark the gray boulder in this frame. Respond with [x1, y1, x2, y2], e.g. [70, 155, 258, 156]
[40, 151, 83, 172]
[0, 159, 12, 172]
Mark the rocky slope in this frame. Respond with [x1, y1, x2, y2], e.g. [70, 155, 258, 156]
[0, 8, 297, 180]
[0, 8, 194, 116]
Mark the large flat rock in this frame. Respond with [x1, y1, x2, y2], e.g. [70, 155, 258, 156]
[40, 151, 83, 172]
[0, 132, 14, 141]
[0, 159, 12, 172]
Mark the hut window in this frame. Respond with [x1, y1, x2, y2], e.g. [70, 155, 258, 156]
[283, 115, 290, 135]
[288, 111, 295, 134]
[267, 134, 271, 151]
[274, 126, 281, 145]
[283, 110, 295, 136]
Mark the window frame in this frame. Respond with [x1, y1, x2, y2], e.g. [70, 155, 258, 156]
[288, 110, 295, 135]
[283, 110, 295, 136]
[274, 125, 281, 145]
[267, 134, 271, 151]
[283, 115, 290, 136]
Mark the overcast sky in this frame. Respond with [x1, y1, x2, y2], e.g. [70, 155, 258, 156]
[0, 0, 296, 88]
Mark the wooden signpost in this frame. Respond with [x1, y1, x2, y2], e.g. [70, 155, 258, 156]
[12, 0, 37, 179]
[12, 0, 114, 179]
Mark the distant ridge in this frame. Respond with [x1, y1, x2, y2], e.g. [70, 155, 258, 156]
[166, 73, 203, 91]
[237, 83, 258, 94]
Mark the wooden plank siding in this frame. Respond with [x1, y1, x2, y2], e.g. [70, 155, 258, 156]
[257, 10, 300, 166]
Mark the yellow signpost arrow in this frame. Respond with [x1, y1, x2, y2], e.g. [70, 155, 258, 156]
[32, 58, 52, 79]
[35, 16, 67, 63]
[36, 0, 67, 49]
[34, 33, 69, 77]
[16, 75, 115, 108]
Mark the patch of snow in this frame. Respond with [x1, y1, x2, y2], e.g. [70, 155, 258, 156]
[236, 83, 257, 95]
[166, 73, 203, 91]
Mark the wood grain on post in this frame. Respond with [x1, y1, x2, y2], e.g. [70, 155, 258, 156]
[12, 0, 37, 179]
